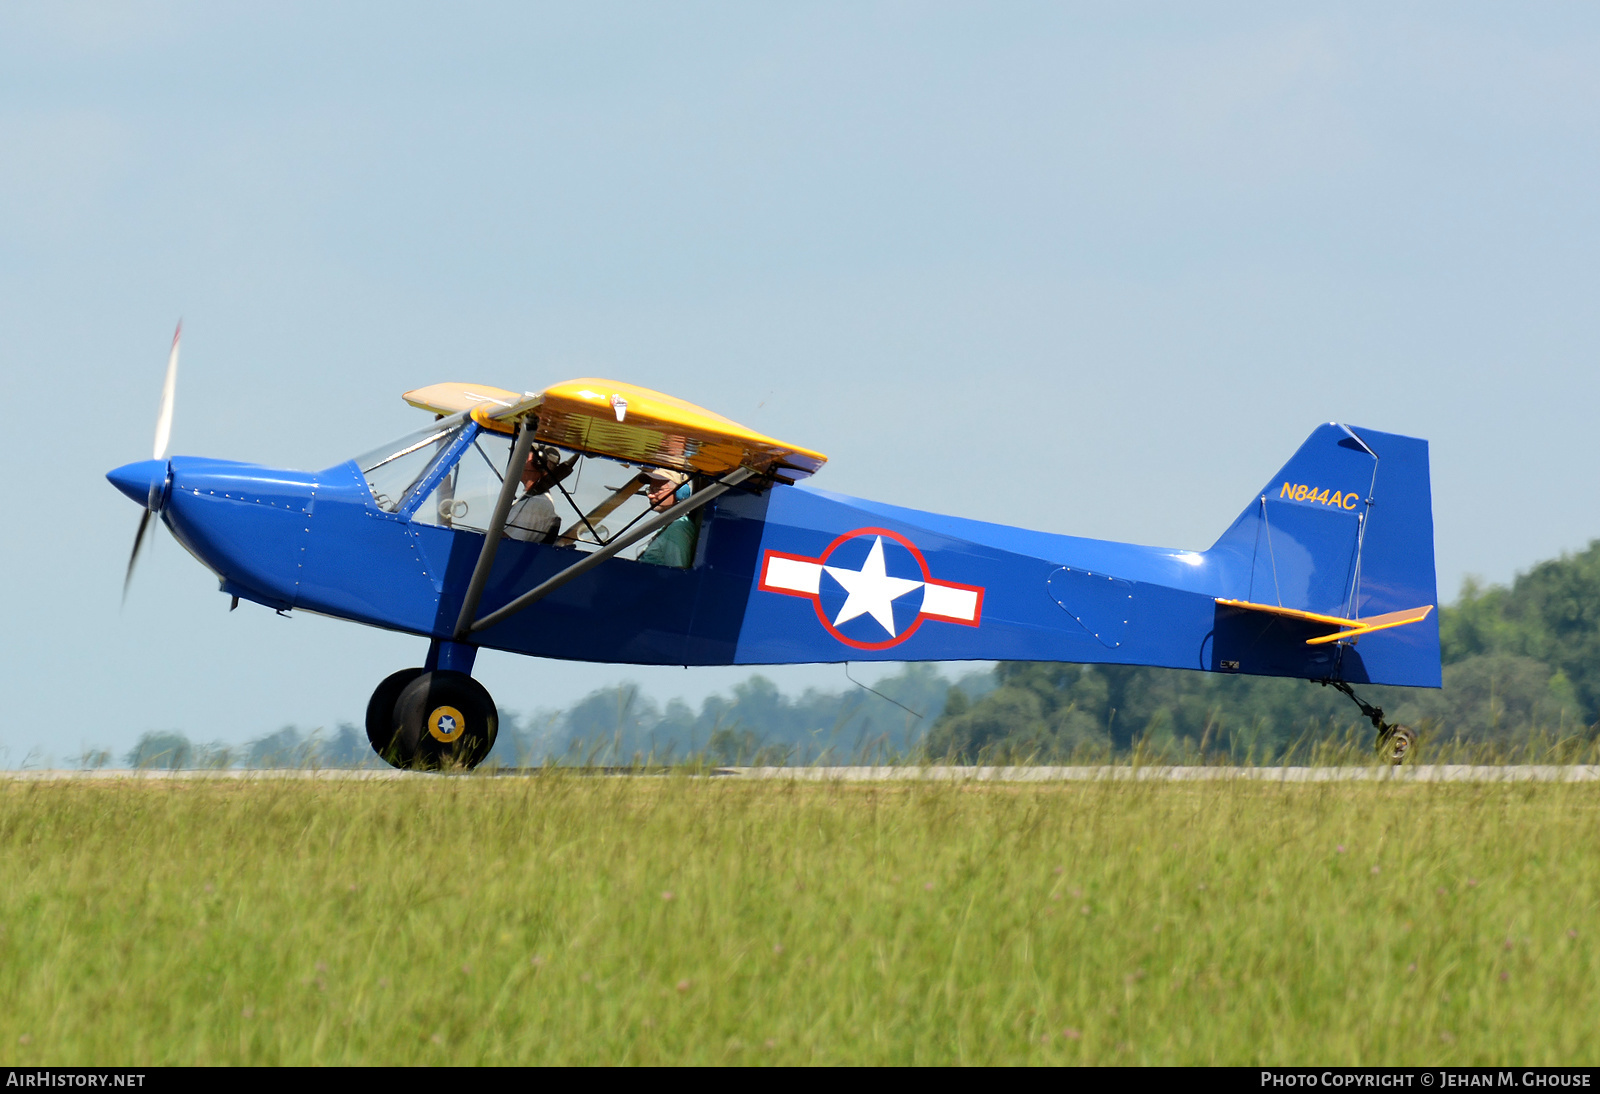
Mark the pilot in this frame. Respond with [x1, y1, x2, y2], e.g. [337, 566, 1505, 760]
[637, 468, 695, 568]
[505, 446, 562, 544]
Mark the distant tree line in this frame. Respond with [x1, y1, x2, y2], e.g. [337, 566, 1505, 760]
[113, 665, 994, 770]
[110, 542, 1600, 768]
[117, 724, 381, 770]
[492, 664, 993, 766]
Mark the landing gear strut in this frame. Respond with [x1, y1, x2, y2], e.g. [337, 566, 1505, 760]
[366, 642, 498, 770]
[1320, 679, 1415, 766]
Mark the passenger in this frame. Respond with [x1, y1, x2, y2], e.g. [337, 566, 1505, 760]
[505, 446, 561, 544]
[637, 468, 696, 568]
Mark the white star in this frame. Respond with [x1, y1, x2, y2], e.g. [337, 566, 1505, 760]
[823, 536, 924, 637]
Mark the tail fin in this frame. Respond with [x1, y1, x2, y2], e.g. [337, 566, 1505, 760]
[1207, 423, 1440, 688]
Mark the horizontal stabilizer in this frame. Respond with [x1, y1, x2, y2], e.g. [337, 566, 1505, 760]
[1214, 598, 1434, 646]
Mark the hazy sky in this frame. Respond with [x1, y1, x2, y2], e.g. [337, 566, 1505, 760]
[4, 2, 1598, 763]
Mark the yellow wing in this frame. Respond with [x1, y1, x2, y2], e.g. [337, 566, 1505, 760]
[402, 382, 524, 416]
[1213, 599, 1434, 646]
[405, 378, 827, 480]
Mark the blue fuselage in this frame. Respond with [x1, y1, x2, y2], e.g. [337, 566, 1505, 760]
[108, 420, 1442, 687]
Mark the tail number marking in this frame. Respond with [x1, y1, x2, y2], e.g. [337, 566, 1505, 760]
[1279, 482, 1359, 510]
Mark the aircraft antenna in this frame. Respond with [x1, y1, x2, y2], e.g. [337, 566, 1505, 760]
[843, 663, 923, 720]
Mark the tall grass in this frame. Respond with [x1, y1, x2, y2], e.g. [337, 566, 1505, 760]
[0, 775, 1595, 1064]
[520, 718, 1600, 769]
[901, 721, 1600, 769]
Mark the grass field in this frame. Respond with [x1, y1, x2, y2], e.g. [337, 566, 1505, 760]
[1, 773, 1596, 1065]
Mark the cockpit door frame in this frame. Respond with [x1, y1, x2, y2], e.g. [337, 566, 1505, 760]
[396, 421, 482, 519]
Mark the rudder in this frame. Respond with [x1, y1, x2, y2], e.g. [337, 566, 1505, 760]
[1207, 423, 1440, 688]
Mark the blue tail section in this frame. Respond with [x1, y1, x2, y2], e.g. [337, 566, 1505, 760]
[1207, 424, 1440, 687]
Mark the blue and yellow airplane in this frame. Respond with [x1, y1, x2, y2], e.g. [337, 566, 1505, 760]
[109, 328, 1441, 768]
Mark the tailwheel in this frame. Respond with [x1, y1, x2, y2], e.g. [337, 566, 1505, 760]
[390, 670, 499, 770]
[1377, 724, 1416, 767]
[1320, 678, 1417, 767]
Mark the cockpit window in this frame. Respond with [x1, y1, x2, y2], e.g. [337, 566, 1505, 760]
[357, 416, 701, 565]
[411, 428, 516, 532]
[406, 433, 683, 562]
[356, 414, 469, 514]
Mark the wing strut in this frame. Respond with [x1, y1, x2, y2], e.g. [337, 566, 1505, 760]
[453, 422, 538, 641]
[458, 465, 755, 638]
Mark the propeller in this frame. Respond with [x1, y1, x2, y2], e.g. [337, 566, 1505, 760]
[123, 321, 181, 602]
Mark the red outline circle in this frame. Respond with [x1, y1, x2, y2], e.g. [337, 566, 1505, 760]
[810, 527, 931, 650]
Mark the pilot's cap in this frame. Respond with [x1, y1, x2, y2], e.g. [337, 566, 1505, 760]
[645, 468, 688, 488]
[528, 445, 561, 471]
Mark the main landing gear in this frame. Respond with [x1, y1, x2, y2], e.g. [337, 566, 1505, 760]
[1321, 679, 1416, 766]
[366, 641, 498, 770]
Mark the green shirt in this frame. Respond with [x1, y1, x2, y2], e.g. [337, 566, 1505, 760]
[638, 515, 696, 568]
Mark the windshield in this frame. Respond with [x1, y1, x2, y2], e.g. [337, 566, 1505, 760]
[412, 441, 679, 561]
[355, 413, 469, 513]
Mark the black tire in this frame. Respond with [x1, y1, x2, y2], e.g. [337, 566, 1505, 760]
[366, 668, 426, 762]
[391, 670, 498, 770]
[1378, 724, 1417, 766]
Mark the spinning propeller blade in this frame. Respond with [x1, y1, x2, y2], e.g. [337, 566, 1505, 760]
[123, 508, 155, 604]
[153, 321, 180, 460]
[122, 321, 181, 603]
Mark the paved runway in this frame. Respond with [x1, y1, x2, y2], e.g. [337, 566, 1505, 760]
[724, 764, 1600, 782]
[4, 765, 1598, 782]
